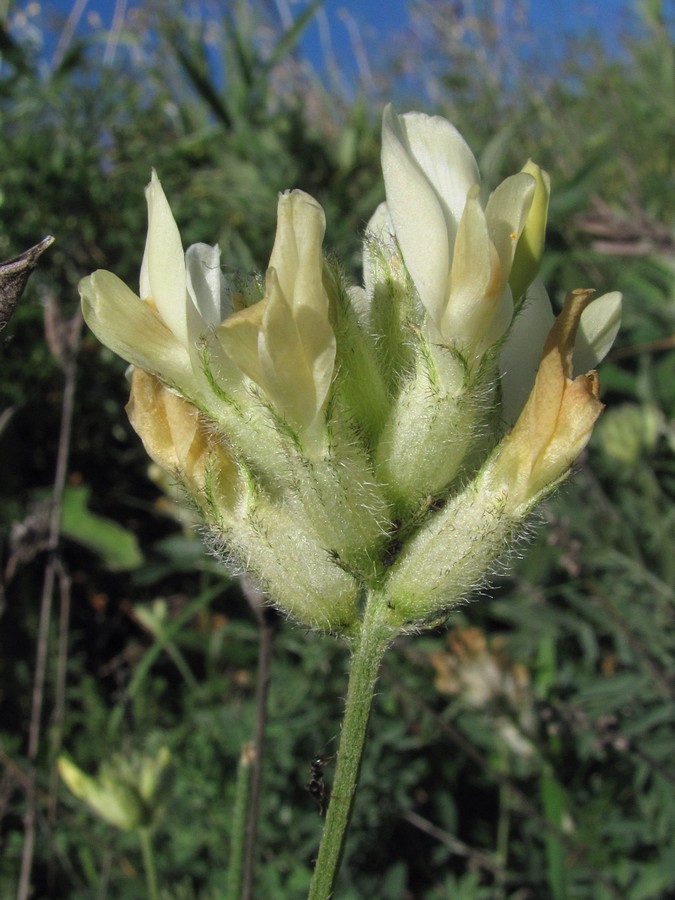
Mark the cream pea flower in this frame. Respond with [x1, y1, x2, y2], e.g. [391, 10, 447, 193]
[374, 105, 538, 359]
[217, 190, 336, 439]
[79, 106, 621, 639]
[80, 171, 236, 401]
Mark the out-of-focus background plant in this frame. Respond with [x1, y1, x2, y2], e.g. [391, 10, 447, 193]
[1, 0, 673, 897]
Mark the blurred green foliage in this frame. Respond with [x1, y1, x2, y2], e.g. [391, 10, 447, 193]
[1, 0, 673, 897]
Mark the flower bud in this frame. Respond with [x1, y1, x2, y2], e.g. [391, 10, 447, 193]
[509, 160, 550, 302]
[487, 289, 605, 512]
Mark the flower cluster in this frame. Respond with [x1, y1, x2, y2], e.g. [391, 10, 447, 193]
[80, 106, 621, 636]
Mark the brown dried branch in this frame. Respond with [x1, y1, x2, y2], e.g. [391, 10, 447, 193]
[0, 237, 55, 336]
[577, 196, 675, 258]
[17, 296, 82, 900]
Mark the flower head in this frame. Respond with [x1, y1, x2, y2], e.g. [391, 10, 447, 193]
[80, 107, 621, 634]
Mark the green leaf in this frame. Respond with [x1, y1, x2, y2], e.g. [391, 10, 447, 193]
[540, 773, 569, 900]
[60, 485, 143, 571]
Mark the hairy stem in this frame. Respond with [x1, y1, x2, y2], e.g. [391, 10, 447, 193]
[307, 593, 392, 900]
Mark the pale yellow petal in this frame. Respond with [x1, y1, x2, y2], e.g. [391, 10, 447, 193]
[485, 172, 535, 283]
[79, 270, 197, 393]
[268, 190, 324, 304]
[442, 186, 491, 343]
[443, 185, 515, 355]
[573, 291, 622, 374]
[509, 161, 550, 300]
[216, 301, 266, 387]
[141, 171, 189, 347]
[276, 192, 334, 409]
[259, 269, 318, 428]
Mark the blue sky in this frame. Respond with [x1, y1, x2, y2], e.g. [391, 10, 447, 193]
[17, 0, 645, 78]
[299, 0, 638, 70]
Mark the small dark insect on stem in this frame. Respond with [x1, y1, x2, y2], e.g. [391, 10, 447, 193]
[306, 754, 334, 816]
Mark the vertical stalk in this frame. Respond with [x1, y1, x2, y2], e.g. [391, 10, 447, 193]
[18, 306, 81, 900]
[241, 585, 276, 899]
[307, 593, 392, 900]
[138, 828, 159, 900]
[226, 742, 254, 900]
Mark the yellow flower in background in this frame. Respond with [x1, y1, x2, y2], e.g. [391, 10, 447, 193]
[58, 748, 171, 832]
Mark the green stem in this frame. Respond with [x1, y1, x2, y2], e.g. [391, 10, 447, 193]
[162, 636, 199, 690]
[308, 593, 393, 900]
[107, 582, 228, 738]
[226, 742, 253, 900]
[138, 828, 158, 900]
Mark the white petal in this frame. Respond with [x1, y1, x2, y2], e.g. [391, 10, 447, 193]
[141, 171, 189, 348]
[381, 106, 452, 324]
[443, 187, 492, 342]
[395, 109, 480, 230]
[573, 291, 622, 374]
[185, 243, 230, 328]
[499, 279, 555, 424]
